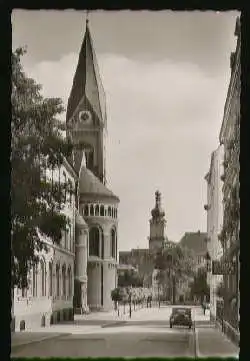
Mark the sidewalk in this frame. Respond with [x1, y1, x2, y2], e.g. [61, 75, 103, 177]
[11, 331, 70, 349]
[195, 326, 239, 358]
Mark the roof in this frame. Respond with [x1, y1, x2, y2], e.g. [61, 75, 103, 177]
[66, 20, 106, 127]
[78, 165, 119, 201]
[117, 264, 137, 271]
[179, 231, 207, 255]
[75, 212, 87, 227]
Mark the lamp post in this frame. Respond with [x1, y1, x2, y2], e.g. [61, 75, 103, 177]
[129, 287, 132, 318]
[205, 251, 211, 303]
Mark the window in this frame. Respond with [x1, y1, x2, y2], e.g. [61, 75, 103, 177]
[49, 262, 53, 297]
[66, 228, 69, 250]
[100, 205, 104, 216]
[63, 171, 67, 203]
[41, 259, 46, 296]
[68, 267, 72, 297]
[62, 265, 66, 297]
[68, 180, 73, 203]
[95, 204, 99, 216]
[108, 206, 111, 217]
[90, 204, 94, 216]
[101, 230, 104, 259]
[32, 264, 37, 297]
[69, 224, 72, 251]
[21, 288, 27, 298]
[89, 227, 100, 257]
[56, 264, 60, 297]
[86, 149, 94, 170]
[111, 229, 116, 259]
[84, 205, 89, 216]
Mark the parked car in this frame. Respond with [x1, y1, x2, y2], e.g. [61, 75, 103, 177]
[169, 307, 192, 329]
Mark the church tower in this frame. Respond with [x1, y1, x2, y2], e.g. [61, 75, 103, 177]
[66, 19, 107, 184]
[148, 190, 167, 251]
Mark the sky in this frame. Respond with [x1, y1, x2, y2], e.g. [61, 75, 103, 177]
[12, 10, 239, 251]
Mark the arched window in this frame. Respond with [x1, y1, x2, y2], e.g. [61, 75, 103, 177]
[62, 264, 66, 297]
[32, 263, 37, 297]
[49, 262, 53, 297]
[41, 259, 46, 296]
[56, 264, 60, 298]
[90, 204, 94, 216]
[89, 227, 100, 257]
[84, 205, 89, 216]
[100, 205, 104, 216]
[108, 206, 111, 217]
[95, 204, 99, 216]
[68, 267, 72, 297]
[111, 228, 116, 259]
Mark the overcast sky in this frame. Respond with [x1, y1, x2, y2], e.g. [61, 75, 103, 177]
[12, 10, 239, 251]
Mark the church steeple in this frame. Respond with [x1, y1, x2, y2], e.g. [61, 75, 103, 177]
[151, 190, 165, 219]
[66, 19, 106, 126]
[66, 17, 107, 183]
[149, 190, 167, 251]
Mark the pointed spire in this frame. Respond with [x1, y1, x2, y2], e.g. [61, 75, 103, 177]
[155, 190, 161, 208]
[66, 16, 106, 126]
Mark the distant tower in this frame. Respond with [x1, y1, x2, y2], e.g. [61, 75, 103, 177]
[66, 18, 107, 184]
[148, 190, 167, 251]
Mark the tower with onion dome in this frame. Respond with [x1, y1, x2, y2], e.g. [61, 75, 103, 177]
[148, 190, 168, 251]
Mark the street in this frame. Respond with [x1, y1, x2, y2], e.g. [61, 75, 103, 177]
[11, 306, 239, 358]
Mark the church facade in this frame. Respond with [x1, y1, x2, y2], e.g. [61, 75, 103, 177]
[13, 19, 119, 331]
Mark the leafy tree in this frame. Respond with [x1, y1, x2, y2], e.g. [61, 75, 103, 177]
[154, 243, 195, 304]
[118, 269, 144, 288]
[111, 287, 125, 310]
[189, 267, 210, 302]
[11, 47, 73, 290]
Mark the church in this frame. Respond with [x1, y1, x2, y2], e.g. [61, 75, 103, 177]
[119, 190, 170, 291]
[13, 18, 119, 331]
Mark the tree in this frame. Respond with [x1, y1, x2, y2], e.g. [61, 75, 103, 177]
[111, 287, 125, 310]
[189, 268, 210, 302]
[154, 243, 195, 304]
[11, 47, 73, 289]
[118, 269, 144, 288]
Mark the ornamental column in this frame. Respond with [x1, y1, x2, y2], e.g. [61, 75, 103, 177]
[75, 213, 89, 313]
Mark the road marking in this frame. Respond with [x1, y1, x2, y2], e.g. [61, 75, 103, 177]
[195, 327, 199, 358]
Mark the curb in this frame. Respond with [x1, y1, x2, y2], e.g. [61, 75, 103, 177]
[193, 321, 199, 358]
[11, 333, 71, 350]
[101, 320, 127, 328]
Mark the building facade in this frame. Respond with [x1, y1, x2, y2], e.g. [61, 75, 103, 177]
[13, 18, 119, 330]
[204, 145, 224, 322]
[14, 159, 78, 331]
[218, 16, 240, 345]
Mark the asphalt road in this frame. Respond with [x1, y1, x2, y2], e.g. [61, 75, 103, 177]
[11, 320, 196, 358]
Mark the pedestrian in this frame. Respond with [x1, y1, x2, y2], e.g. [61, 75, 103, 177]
[203, 303, 206, 315]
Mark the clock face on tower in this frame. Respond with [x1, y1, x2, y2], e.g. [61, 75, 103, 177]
[79, 110, 92, 125]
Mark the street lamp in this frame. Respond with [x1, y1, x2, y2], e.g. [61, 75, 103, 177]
[205, 252, 211, 273]
[129, 286, 132, 318]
